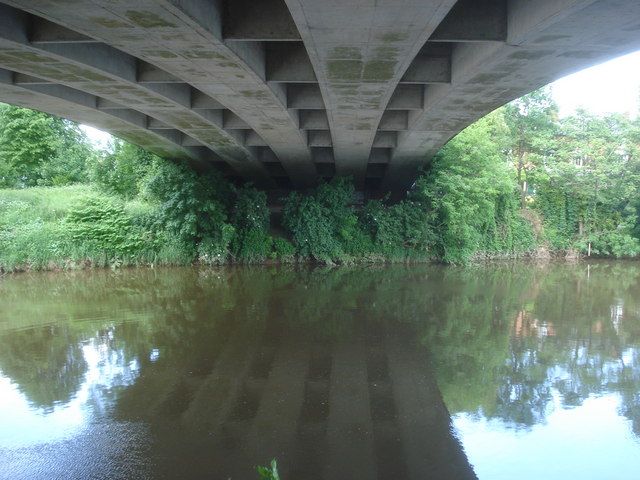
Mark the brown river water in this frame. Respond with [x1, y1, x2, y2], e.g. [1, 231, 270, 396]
[1, 262, 639, 479]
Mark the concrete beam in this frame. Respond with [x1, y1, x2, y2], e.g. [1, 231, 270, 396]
[284, 0, 458, 187]
[246, 131, 268, 147]
[191, 89, 225, 110]
[137, 60, 182, 84]
[373, 132, 397, 148]
[96, 97, 124, 110]
[13, 73, 49, 85]
[311, 147, 334, 164]
[307, 130, 332, 147]
[148, 117, 172, 129]
[400, 44, 452, 84]
[0, 4, 275, 186]
[29, 17, 98, 44]
[369, 148, 391, 164]
[223, 110, 251, 129]
[266, 42, 317, 83]
[384, 0, 640, 193]
[5, 0, 317, 189]
[378, 111, 408, 131]
[0, 69, 212, 169]
[287, 84, 324, 109]
[387, 85, 423, 110]
[299, 110, 329, 129]
[430, 0, 507, 43]
[224, 0, 300, 41]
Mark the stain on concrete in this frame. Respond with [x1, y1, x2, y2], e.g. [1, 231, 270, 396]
[141, 49, 179, 59]
[90, 16, 132, 29]
[327, 60, 362, 81]
[125, 11, 176, 29]
[558, 50, 601, 59]
[378, 32, 408, 43]
[534, 34, 571, 44]
[330, 46, 362, 60]
[363, 60, 395, 81]
[508, 50, 552, 61]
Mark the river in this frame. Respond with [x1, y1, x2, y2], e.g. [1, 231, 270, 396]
[1, 262, 639, 479]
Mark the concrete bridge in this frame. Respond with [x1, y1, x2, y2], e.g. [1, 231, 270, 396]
[0, 0, 639, 195]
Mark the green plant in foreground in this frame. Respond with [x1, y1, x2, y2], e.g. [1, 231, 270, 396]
[257, 459, 280, 480]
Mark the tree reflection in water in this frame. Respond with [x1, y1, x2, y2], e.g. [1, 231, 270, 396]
[0, 262, 639, 478]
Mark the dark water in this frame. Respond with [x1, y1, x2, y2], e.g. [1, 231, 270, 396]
[1, 263, 640, 480]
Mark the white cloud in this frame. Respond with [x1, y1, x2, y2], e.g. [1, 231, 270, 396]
[550, 50, 640, 118]
[80, 125, 112, 151]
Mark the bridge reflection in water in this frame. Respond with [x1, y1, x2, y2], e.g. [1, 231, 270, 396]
[113, 312, 476, 479]
[2, 264, 640, 479]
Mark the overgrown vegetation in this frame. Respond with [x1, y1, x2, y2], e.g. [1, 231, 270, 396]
[256, 459, 280, 480]
[2, 87, 640, 272]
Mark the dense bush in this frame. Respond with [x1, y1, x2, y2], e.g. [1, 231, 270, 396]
[5, 91, 640, 270]
[361, 198, 434, 259]
[66, 196, 144, 257]
[412, 112, 536, 262]
[230, 186, 272, 262]
[282, 178, 361, 263]
[143, 162, 232, 254]
[92, 141, 156, 198]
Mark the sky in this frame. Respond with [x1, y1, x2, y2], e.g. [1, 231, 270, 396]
[80, 49, 640, 148]
[550, 49, 640, 118]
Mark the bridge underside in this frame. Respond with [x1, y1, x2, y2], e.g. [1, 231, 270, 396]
[0, 0, 639, 195]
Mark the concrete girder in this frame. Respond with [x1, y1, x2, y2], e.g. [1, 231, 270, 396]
[0, 67, 214, 170]
[223, 0, 301, 41]
[383, 0, 640, 192]
[430, 0, 507, 43]
[0, 3, 274, 187]
[1, 0, 640, 195]
[29, 17, 99, 45]
[286, 84, 324, 109]
[299, 110, 329, 130]
[1, 0, 319, 189]
[283, 0, 458, 187]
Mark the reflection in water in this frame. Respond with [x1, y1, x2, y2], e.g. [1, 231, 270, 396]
[0, 263, 640, 479]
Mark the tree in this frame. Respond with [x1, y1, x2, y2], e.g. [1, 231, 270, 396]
[92, 139, 156, 198]
[0, 103, 96, 187]
[503, 88, 559, 207]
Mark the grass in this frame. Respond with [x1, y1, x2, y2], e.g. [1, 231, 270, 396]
[0, 185, 167, 272]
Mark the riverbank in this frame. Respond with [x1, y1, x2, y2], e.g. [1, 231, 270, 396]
[0, 183, 630, 274]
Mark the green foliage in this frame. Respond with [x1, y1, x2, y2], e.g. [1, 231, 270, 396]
[0, 186, 151, 271]
[0, 104, 96, 187]
[412, 112, 535, 262]
[272, 237, 296, 261]
[257, 459, 280, 480]
[66, 196, 144, 256]
[143, 161, 232, 252]
[92, 140, 157, 198]
[362, 198, 434, 259]
[4, 88, 640, 269]
[231, 186, 272, 262]
[282, 177, 364, 263]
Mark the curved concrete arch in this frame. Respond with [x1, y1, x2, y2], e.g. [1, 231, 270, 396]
[283, 0, 457, 188]
[1, 0, 640, 195]
[382, 0, 640, 192]
[0, 3, 275, 187]
[0, 68, 214, 170]
[2, 0, 320, 188]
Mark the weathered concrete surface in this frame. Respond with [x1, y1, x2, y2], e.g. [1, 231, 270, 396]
[383, 0, 640, 191]
[0, 67, 212, 170]
[284, 0, 457, 188]
[0, 0, 639, 194]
